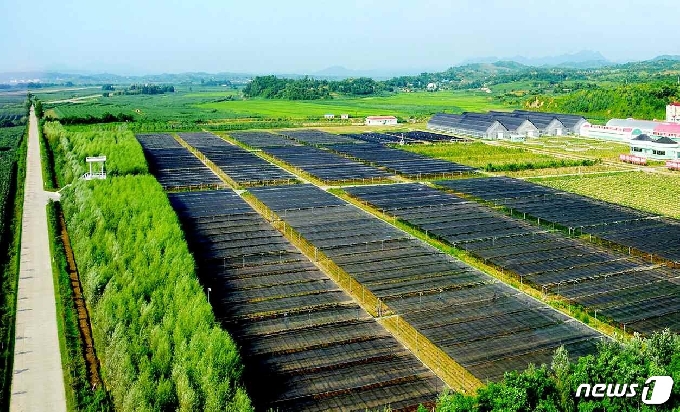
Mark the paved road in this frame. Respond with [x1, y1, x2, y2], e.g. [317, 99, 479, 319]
[10, 107, 66, 412]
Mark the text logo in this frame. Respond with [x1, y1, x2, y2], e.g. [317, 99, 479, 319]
[575, 376, 673, 405]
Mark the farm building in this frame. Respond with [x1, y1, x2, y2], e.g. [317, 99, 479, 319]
[428, 110, 587, 139]
[365, 115, 398, 126]
[462, 112, 540, 138]
[428, 113, 508, 139]
[579, 124, 639, 142]
[490, 111, 567, 136]
[340, 114, 349, 120]
[605, 118, 660, 135]
[667, 102, 680, 123]
[324, 114, 335, 119]
[511, 110, 589, 135]
[653, 122, 680, 141]
[629, 134, 680, 160]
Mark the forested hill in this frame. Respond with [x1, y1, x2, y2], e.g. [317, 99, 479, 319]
[525, 83, 680, 122]
[242, 59, 680, 101]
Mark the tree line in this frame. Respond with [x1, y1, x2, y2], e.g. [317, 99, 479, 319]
[243, 75, 385, 100]
[102, 84, 175, 97]
[436, 330, 679, 411]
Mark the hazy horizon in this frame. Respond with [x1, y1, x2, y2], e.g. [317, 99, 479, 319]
[2, 0, 678, 75]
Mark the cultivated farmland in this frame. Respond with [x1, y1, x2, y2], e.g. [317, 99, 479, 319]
[441, 177, 680, 265]
[247, 185, 603, 383]
[403, 141, 599, 172]
[534, 172, 680, 219]
[41, 111, 672, 411]
[136, 133, 226, 190]
[177, 132, 297, 186]
[346, 183, 680, 334]
[168, 190, 444, 411]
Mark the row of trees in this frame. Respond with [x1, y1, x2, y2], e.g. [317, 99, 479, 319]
[0, 127, 26, 243]
[61, 176, 251, 411]
[55, 112, 135, 125]
[436, 330, 679, 411]
[42, 122, 147, 186]
[100, 84, 175, 97]
[0, 116, 26, 408]
[126, 84, 175, 95]
[242, 76, 386, 100]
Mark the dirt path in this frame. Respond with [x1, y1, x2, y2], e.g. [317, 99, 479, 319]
[10, 107, 66, 412]
[58, 212, 102, 389]
[44, 94, 102, 104]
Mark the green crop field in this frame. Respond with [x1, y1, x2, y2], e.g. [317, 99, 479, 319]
[44, 86, 239, 123]
[47, 88, 512, 122]
[200, 90, 512, 120]
[44, 87, 516, 131]
[0, 127, 25, 231]
[402, 141, 598, 172]
[533, 171, 680, 218]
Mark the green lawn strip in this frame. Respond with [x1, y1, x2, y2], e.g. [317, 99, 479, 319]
[402, 141, 599, 172]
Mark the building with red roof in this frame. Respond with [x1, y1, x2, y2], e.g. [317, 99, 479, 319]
[365, 115, 398, 126]
[653, 122, 680, 141]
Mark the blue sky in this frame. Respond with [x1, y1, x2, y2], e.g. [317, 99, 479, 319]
[1, 0, 678, 74]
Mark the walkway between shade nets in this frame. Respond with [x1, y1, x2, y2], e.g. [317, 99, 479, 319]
[10, 107, 66, 412]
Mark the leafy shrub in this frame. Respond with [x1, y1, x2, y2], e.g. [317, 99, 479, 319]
[436, 330, 680, 412]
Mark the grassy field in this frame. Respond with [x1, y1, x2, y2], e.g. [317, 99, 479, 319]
[519, 136, 629, 161]
[503, 164, 628, 178]
[402, 141, 598, 172]
[200, 90, 512, 120]
[48, 91, 235, 123]
[532, 171, 680, 218]
[43, 87, 516, 131]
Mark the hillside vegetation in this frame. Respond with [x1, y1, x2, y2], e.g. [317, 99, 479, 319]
[525, 83, 680, 122]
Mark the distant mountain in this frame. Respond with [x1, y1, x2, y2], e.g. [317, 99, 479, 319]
[0, 71, 253, 85]
[4, 52, 680, 87]
[461, 50, 613, 68]
[313, 66, 358, 78]
[652, 55, 680, 61]
[310, 66, 444, 80]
